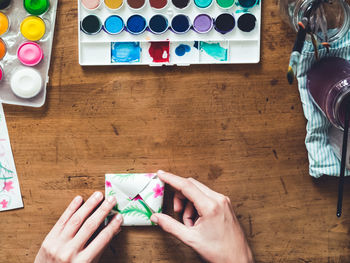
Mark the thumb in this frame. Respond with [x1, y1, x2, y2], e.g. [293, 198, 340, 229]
[151, 213, 193, 244]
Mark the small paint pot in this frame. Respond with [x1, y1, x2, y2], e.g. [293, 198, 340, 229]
[24, 0, 50, 15]
[17, 42, 44, 66]
[193, 14, 213, 33]
[237, 13, 256, 32]
[214, 13, 235, 34]
[10, 68, 42, 99]
[81, 0, 102, 11]
[0, 0, 11, 10]
[0, 12, 9, 36]
[126, 14, 147, 35]
[0, 38, 6, 60]
[149, 0, 168, 10]
[104, 0, 123, 10]
[172, 0, 190, 10]
[149, 14, 168, 35]
[194, 0, 213, 9]
[216, 0, 234, 9]
[81, 15, 102, 35]
[0, 65, 3, 81]
[238, 0, 258, 8]
[104, 15, 124, 35]
[20, 16, 46, 41]
[127, 0, 146, 10]
[171, 14, 191, 34]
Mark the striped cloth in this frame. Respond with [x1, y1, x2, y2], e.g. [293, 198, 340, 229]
[297, 32, 350, 178]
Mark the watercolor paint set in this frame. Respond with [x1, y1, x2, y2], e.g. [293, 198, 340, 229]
[78, 0, 261, 65]
[0, 0, 57, 107]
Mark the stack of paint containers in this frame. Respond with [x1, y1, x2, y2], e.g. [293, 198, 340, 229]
[78, 0, 261, 65]
[0, 0, 57, 107]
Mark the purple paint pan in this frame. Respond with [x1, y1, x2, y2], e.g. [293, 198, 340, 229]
[193, 14, 213, 34]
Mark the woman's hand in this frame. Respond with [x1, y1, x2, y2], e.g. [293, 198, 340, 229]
[35, 192, 123, 263]
[151, 171, 253, 263]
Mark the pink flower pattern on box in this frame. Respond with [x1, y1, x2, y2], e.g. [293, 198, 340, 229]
[153, 184, 164, 198]
[106, 181, 112, 188]
[0, 199, 8, 208]
[4, 181, 13, 192]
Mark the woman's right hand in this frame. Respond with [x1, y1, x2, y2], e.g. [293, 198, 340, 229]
[151, 170, 253, 263]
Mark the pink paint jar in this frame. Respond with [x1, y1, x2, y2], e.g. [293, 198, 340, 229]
[17, 42, 43, 66]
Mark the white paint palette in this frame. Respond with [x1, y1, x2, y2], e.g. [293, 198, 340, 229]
[78, 0, 261, 66]
[0, 0, 57, 107]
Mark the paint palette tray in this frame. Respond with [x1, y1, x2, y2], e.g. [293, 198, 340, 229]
[0, 0, 57, 107]
[78, 0, 261, 65]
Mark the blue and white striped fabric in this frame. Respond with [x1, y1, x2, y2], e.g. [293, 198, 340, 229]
[297, 32, 350, 178]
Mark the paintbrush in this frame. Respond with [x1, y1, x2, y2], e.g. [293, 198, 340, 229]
[337, 100, 350, 217]
[287, 20, 307, 85]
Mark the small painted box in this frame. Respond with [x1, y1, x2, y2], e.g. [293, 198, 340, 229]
[105, 173, 164, 226]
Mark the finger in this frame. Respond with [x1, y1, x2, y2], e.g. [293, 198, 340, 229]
[151, 213, 193, 246]
[49, 195, 83, 236]
[174, 192, 185, 213]
[61, 191, 104, 239]
[79, 214, 123, 262]
[73, 196, 117, 247]
[183, 201, 195, 227]
[157, 170, 215, 215]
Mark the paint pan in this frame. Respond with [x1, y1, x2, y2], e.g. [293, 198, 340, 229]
[238, 13, 256, 32]
[126, 14, 147, 35]
[111, 42, 141, 63]
[81, 0, 102, 10]
[172, 0, 190, 10]
[0, 0, 11, 10]
[149, 0, 168, 9]
[214, 13, 235, 34]
[104, 0, 123, 10]
[21, 16, 46, 41]
[0, 38, 5, 60]
[81, 15, 102, 35]
[17, 42, 44, 66]
[216, 0, 234, 9]
[24, 0, 50, 15]
[104, 15, 124, 35]
[10, 68, 42, 99]
[238, 0, 258, 8]
[149, 42, 169, 63]
[0, 12, 9, 36]
[171, 14, 191, 34]
[193, 14, 213, 33]
[194, 0, 212, 9]
[127, 0, 146, 10]
[149, 14, 168, 35]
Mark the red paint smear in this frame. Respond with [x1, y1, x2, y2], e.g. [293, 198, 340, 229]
[149, 42, 170, 63]
[149, 0, 167, 9]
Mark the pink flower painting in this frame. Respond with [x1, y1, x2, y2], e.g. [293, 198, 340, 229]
[133, 195, 143, 201]
[3, 181, 13, 192]
[105, 181, 112, 188]
[0, 199, 8, 209]
[153, 184, 164, 198]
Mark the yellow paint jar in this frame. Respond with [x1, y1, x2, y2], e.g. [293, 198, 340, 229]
[104, 0, 123, 10]
[20, 16, 45, 41]
[0, 12, 9, 36]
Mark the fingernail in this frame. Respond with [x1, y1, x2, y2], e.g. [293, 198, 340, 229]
[150, 214, 158, 223]
[74, 195, 82, 204]
[116, 213, 123, 222]
[94, 191, 103, 200]
[107, 196, 116, 204]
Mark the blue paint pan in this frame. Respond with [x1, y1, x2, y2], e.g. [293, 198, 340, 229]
[171, 14, 191, 34]
[104, 15, 124, 35]
[126, 14, 147, 35]
[149, 14, 168, 35]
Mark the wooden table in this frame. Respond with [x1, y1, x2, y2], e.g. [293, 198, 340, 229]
[2, 1, 350, 262]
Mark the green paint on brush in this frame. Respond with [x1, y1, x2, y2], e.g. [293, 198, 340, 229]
[216, 0, 234, 8]
[200, 42, 228, 61]
[23, 0, 50, 15]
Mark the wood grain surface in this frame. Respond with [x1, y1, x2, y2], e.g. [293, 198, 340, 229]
[1, 1, 350, 263]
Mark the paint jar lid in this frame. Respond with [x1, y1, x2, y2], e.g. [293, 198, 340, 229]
[0, 66, 3, 81]
[0, 0, 11, 10]
[17, 42, 44, 66]
[82, 0, 102, 10]
[104, 15, 124, 35]
[24, 0, 50, 15]
[193, 14, 213, 33]
[0, 12, 9, 36]
[126, 14, 147, 35]
[0, 38, 6, 60]
[81, 15, 102, 35]
[20, 16, 46, 41]
[11, 68, 42, 99]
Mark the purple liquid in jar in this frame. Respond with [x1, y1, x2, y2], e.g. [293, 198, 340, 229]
[307, 57, 350, 129]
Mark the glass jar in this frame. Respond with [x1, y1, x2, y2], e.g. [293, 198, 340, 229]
[279, 0, 350, 42]
[307, 57, 350, 129]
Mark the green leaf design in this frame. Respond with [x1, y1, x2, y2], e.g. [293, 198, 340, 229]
[157, 207, 162, 213]
[119, 204, 150, 221]
[112, 174, 135, 182]
[108, 190, 116, 196]
[138, 200, 155, 225]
